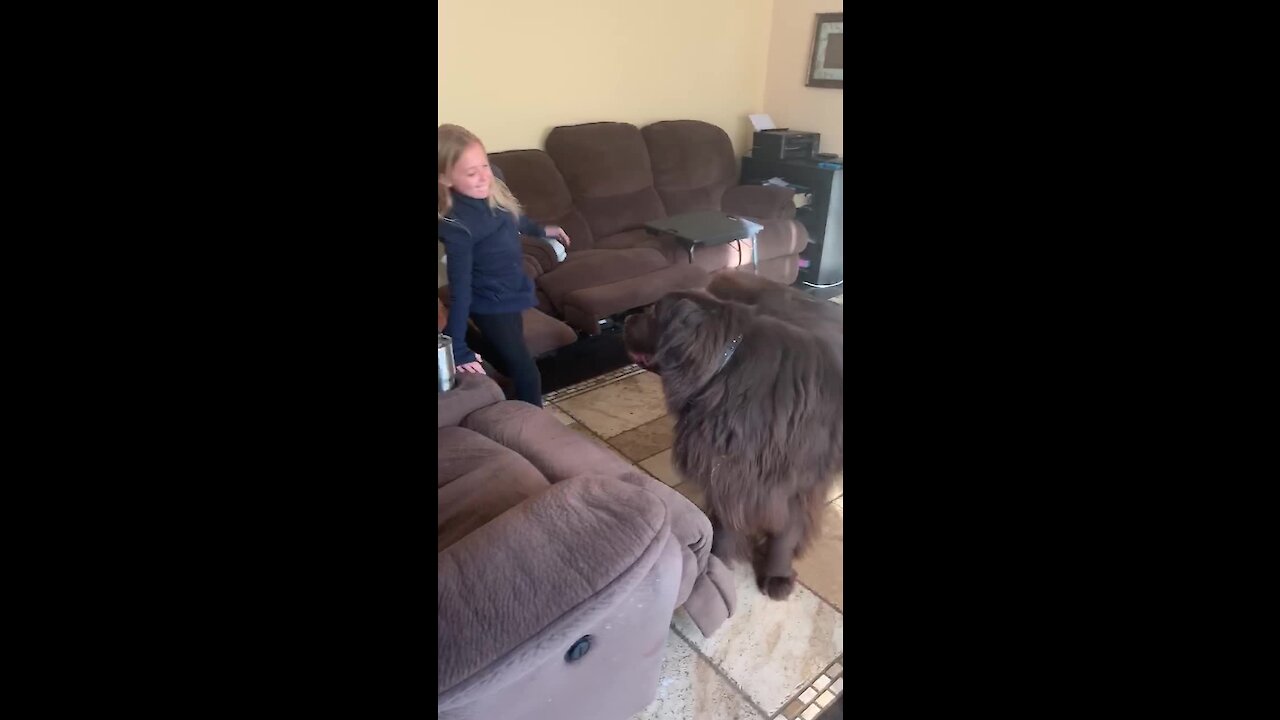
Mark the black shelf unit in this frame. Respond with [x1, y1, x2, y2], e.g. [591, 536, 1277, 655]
[740, 155, 843, 287]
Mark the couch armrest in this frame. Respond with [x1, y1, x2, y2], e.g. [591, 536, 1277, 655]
[437, 374, 505, 428]
[461, 400, 738, 635]
[722, 184, 797, 220]
[522, 253, 543, 281]
[521, 235, 558, 276]
[438, 473, 670, 697]
[614, 470, 736, 637]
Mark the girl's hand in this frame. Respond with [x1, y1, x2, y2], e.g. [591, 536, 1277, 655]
[545, 225, 572, 247]
[457, 361, 486, 375]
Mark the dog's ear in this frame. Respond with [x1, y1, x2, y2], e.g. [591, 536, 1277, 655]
[654, 295, 721, 371]
[656, 295, 708, 333]
[623, 311, 658, 356]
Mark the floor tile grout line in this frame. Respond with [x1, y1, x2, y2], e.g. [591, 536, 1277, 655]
[668, 621, 772, 719]
[665, 560, 844, 718]
[557, 412, 657, 473]
[771, 652, 846, 718]
[794, 577, 843, 617]
[547, 383, 649, 422]
[799, 487, 844, 616]
[553, 396, 632, 438]
[628, 444, 679, 489]
[554, 397, 684, 492]
[635, 444, 664, 463]
[668, 574, 841, 717]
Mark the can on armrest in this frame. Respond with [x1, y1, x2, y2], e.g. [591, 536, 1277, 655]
[438, 333, 457, 393]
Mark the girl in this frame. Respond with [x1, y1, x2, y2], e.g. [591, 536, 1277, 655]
[438, 124, 570, 407]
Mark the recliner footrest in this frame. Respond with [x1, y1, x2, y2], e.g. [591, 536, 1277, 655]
[560, 264, 708, 334]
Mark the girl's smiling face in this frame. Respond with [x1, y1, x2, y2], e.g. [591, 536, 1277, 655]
[441, 141, 492, 200]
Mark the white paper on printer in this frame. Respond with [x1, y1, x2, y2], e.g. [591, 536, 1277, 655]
[748, 113, 777, 131]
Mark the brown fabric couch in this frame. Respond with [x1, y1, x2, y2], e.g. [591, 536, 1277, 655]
[488, 148, 709, 335]
[437, 119, 805, 351]
[544, 120, 807, 283]
[438, 375, 737, 720]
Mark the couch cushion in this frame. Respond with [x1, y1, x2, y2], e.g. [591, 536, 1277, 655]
[464, 399, 638, 482]
[521, 308, 578, 357]
[641, 120, 738, 216]
[438, 426, 550, 551]
[535, 247, 671, 314]
[545, 123, 667, 240]
[560, 264, 709, 334]
[490, 149, 596, 251]
[594, 228, 681, 262]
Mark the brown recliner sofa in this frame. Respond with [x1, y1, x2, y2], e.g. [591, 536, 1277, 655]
[438, 374, 737, 720]
[438, 119, 808, 351]
[487, 148, 709, 335]
[544, 120, 808, 283]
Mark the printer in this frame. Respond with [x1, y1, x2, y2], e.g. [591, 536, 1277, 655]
[751, 129, 820, 160]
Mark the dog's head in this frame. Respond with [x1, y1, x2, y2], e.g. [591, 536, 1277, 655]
[623, 309, 660, 370]
[624, 290, 748, 381]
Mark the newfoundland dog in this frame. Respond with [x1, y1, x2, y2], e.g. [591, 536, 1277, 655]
[624, 274, 842, 600]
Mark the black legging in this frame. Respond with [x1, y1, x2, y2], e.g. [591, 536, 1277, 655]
[472, 312, 543, 407]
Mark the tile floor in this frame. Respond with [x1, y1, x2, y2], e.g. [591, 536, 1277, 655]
[542, 292, 843, 720]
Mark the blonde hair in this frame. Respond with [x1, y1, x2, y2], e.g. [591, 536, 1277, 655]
[438, 124, 523, 221]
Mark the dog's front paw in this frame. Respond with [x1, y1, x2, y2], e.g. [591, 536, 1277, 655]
[757, 573, 796, 600]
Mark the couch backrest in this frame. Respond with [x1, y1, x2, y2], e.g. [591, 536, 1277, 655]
[545, 122, 667, 241]
[489, 149, 596, 252]
[642, 120, 737, 216]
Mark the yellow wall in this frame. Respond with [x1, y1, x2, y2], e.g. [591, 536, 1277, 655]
[438, 0, 774, 156]
[437, 0, 845, 287]
[762, 1, 844, 157]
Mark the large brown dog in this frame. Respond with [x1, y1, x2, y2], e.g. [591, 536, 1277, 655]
[624, 274, 842, 599]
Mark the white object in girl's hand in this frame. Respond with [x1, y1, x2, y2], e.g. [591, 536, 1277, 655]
[544, 237, 567, 263]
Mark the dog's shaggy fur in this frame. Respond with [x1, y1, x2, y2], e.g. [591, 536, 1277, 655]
[624, 273, 843, 599]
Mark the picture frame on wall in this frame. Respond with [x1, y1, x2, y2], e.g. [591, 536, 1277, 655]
[806, 12, 843, 89]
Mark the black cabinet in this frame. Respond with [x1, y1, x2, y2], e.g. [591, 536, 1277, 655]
[740, 156, 843, 287]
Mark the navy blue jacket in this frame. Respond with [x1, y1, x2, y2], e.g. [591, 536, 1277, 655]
[439, 190, 545, 364]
